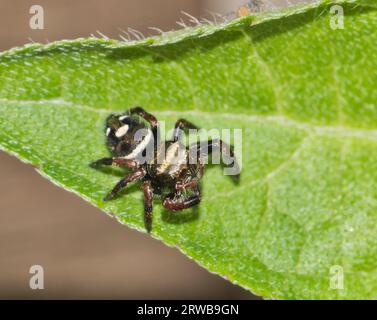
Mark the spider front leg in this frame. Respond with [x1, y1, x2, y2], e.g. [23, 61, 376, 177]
[172, 118, 199, 142]
[142, 180, 153, 233]
[103, 168, 145, 201]
[90, 157, 138, 170]
[163, 186, 201, 212]
[129, 106, 158, 128]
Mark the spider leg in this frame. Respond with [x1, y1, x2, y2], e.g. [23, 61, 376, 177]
[103, 168, 145, 201]
[129, 107, 160, 146]
[90, 157, 138, 169]
[142, 180, 153, 233]
[163, 187, 201, 211]
[190, 138, 240, 179]
[172, 118, 199, 142]
[129, 106, 158, 128]
[175, 179, 199, 192]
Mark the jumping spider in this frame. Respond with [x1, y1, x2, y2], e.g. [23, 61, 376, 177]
[90, 107, 240, 233]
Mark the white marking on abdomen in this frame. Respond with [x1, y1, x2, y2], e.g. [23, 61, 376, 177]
[157, 142, 187, 175]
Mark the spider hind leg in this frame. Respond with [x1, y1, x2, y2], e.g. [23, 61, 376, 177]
[172, 118, 199, 142]
[190, 138, 240, 180]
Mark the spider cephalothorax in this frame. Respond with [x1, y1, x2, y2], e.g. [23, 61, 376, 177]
[90, 107, 240, 233]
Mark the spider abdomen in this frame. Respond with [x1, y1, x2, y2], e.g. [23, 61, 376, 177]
[154, 141, 188, 177]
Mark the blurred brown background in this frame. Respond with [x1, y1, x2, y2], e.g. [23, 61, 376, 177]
[0, 0, 305, 299]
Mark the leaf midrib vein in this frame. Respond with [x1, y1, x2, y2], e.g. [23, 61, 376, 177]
[1, 98, 377, 140]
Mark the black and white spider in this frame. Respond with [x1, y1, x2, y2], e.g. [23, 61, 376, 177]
[90, 107, 240, 233]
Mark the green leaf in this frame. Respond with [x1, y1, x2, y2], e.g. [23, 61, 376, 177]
[1, 0, 376, 299]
